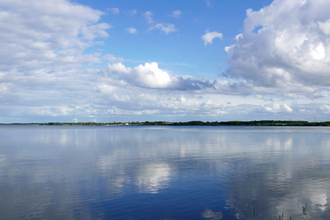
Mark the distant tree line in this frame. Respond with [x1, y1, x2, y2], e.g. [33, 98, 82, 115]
[144, 120, 330, 126]
[2, 120, 330, 126]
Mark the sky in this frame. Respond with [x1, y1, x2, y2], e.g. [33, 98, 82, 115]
[1, 0, 330, 123]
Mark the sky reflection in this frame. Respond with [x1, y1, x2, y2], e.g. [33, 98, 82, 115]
[1, 126, 330, 219]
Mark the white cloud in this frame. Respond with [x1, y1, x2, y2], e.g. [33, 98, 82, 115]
[108, 7, 119, 14]
[224, 0, 330, 97]
[0, 0, 110, 73]
[80, 23, 110, 40]
[106, 62, 294, 96]
[126, 27, 137, 34]
[107, 62, 220, 90]
[33, 106, 74, 116]
[255, 94, 274, 102]
[107, 62, 172, 89]
[321, 105, 330, 113]
[149, 23, 178, 34]
[202, 30, 223, 46]
[143, 11, 178, 34]
[172, 10, 182, 18]
[0, 0, 113, 120]
[102, 54, 124, 63]
[263, 103, 293, 113]
[97, 84, 116, 94]
[127, 9, 137, 16]
[144, 11, 154, 24]
[2, 0, 330, 122]
[282, 104, 293, 113]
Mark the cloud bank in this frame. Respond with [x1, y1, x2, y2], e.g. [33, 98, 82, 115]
[224, 0, 330, 97]
[1, 0, 330, 122]
[0, 0, 110, 73]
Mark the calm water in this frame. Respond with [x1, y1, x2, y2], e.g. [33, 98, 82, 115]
[1, 126, 330, 219]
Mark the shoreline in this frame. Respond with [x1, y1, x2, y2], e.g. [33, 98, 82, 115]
[1, 120, 330, 126]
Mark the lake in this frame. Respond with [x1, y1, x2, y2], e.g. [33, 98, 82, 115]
[0, 125, 330, 219]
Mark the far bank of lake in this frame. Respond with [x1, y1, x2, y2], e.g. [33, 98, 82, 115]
[2, 120, 330, 126]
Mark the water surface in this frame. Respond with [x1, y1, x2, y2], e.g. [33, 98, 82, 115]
[1, 125, 330, 219]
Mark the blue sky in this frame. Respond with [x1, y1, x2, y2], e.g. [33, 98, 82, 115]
[1, 0, 330, 123]
[83, 0, 273, 77]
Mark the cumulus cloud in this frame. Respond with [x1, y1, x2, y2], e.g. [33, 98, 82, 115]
[171, 10, 182, 18]
[263, 103, 293, 113]
[321, 105, 330, 113]
[107, 62, 172, 89]
[126, 27, 137, 34]
[127, 9, 137, 16]
[108, 7, 119, 14]
[106, 62, 291, 97]
[144, 11, 154, 24]
[202, 30, 223, 46]
[102, 54, 124, 63]
[107, 62, 219, 90]
[224, 0, 330, 97]
[149, 23, 178, 34]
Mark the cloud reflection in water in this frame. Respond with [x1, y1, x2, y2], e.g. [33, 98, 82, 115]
[202, 209, 223, 220]
[1, 126, 330, 219]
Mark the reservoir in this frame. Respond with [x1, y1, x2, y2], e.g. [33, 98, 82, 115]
[1, 125, 330, 219]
